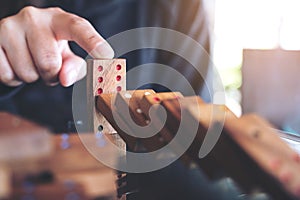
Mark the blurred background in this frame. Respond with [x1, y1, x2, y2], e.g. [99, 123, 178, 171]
[205, 0, 300, 134]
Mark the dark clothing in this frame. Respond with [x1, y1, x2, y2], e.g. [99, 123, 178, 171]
[0, 0, 211, 133]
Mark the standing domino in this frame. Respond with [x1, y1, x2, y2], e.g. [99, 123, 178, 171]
[87, 59, 126, 135]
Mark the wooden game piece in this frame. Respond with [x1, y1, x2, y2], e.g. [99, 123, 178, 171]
[222, 114, 300, 199]
[146, 96, 300, 199]
[114, 90, 156, 127]
[139, 91, 184, 118]
[0, 112, 53, 162]
[96, 89, 300, 199]
[115, 91, 189, 152]
[136, 92, 190, 153]
[137, 92, 202, 165]
[180, 101, 298, 199]
[160, 96, 233, 177]
[96, 92, 144, 150]
[0, 166, 11, 200]
[13, 180, 88, 200]
[98, 90, 182, 152]
[87, 59, 126, 134]
[0, 112, 119, 199]
[98, 90, 171, 152]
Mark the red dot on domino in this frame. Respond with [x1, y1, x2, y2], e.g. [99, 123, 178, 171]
[116, 75, 121, 81]
[98, 65, 103, 72]
[98, 88, 103, 94]
[98, 77, 103, 83]
[116, 64, 122, 71]
[116, 86, 122, 92]
[153, 97, 161, 102]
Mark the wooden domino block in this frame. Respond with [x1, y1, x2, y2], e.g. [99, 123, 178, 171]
[98, 90, 182, 152]
[173, 99, 298, 199]
[98, 90, 167, 152]
[115, 90, 156, 127]
[137, 92, 200, 163]
[137, 92, 185, 151]
[0, 112, 53, 162]
[114, 90, 168, 151]
[159, 96, 228, 176]
[96, 89, 300, 199]
[222, 114, 300, 199]
[87, 59, 126, 134]
[161, 98, 299, 199]
[97, 92, 141, 150]
[13, 181, 88, 200]
[160, 96, 208, 137]
[0, 166, 11, 199]
[181, 97, 237, 142]
[139, 92, 184, 117]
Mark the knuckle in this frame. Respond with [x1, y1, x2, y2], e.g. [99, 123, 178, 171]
[1, 72, 15, 83]
[19, 6, 37, 17]
[84, 34, 105, 53]
[47, 7, 63, 13]
[22, 72, 39, 83]
[38, 54, 61, 75]
[19, 6, 39, 24]
[0, 17, 14, 33]
[87, 34, 103, 45]
[67, 16, 91, 41]
[68, 14, 90, 28]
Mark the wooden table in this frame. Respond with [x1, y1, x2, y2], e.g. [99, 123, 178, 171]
[0, 112, 119, 200]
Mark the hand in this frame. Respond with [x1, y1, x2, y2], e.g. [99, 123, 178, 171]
[0, 6, 114, 87]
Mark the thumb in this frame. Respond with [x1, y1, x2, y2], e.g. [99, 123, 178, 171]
[59, 51, 87, 87]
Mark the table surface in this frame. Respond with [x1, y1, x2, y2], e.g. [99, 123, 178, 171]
[0, 112, 120, 200]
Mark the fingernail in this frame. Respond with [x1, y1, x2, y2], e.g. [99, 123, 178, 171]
[90, 41, 114, 59]
[8, 80, 23, 87]
[2, 73, 23, 87]
[46, 76, 60, 86]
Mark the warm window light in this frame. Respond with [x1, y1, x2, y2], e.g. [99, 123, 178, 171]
[208, 0, 300, 116]
[279, 0, 300, 50]
[214, 0, 300, 63]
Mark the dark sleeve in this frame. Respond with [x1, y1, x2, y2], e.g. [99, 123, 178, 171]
[128, 0, 212, 102]
[0, 1, 18, 18]
[0, 84, 24, 114]
[164, 0, 212, 102]
[0, 84, 24, 101]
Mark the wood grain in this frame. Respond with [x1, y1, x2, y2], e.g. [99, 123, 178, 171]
[168, 97, 298, 199]
[87, 59, 126, 135]
[0, 112, 119, 199]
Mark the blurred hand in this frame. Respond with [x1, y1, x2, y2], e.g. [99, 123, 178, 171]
[0, 6, 114, 87]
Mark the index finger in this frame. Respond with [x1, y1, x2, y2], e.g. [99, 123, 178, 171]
[52, 12, 114, 58]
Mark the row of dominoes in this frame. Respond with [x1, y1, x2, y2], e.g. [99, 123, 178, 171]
[96, 90, 300, 200]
